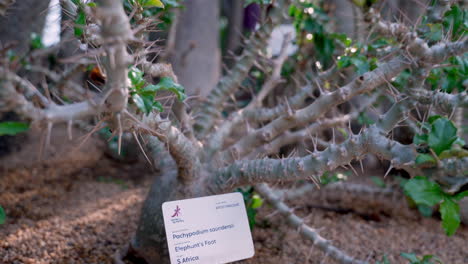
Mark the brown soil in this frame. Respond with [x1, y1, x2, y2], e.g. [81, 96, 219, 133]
[1, 129, 467, 264]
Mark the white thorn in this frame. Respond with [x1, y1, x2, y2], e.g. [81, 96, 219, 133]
[67, 120, 73, 140]
[384, 165, 393, 178]
[348, 162, 359, 176]
[46, 122, 53, 150]
[133, 131, 152, 167]
[117, 113, 123, 156]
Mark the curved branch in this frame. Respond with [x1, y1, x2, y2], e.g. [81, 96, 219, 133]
[220, 56, 409, 162]
[255, 183, 367, 264]
[139, 113, 201, 184]
[209, 125, 417, 192]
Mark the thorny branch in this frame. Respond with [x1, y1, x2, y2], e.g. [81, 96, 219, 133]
[1, 1, 467, 263]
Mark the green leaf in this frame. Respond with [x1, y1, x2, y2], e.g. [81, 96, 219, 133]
[144, 77, 187, 101]
[370, 176, 386, 188]
[250, 194, 263, 209]
[403, 176, 444, 207]
[140, 0, 165, 8]
[246, 207, 257, 229]
[443, 5, 466, 38]
[357, 112, 375, 125]
[0, 206, 5, 225]
[74, 10, 86, 37]
[439, 198, 460, 236]
[152, 101, 164, 112]
[413, 133, 428, 145]
[453, 191, 468, 202]
[453, 137, 466, 146]
[0, 121, 29, 136]
[427, 115, 442, 124]
[128, 67, 146, 90]
[132, 94, 154, 115]
[417, 204, 433, 217]
[428, 117, 458, 155]
[351, 56, 370, 75]
[424, 23, 443, 41]
[415, 154, 437, 166]
[421, 255, 442, 264]
[438, 147, 468, 159]
[400, 252, 419, 263]
[331, 33, 352, 47]
[376, 255, 391, 264]
[337, 56, 351, 69]
[30, 33, 44, 50]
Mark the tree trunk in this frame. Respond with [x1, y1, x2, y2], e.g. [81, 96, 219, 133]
[0, 0, 50, 53]
[131, 138, 208, 263]
[223, 0, 245, 67]
[169, 0, 221, 98]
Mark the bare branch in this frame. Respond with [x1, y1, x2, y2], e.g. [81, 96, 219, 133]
[255, 183, 367, 264]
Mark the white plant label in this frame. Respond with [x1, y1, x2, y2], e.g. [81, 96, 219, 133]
[162, 192, 255, 264]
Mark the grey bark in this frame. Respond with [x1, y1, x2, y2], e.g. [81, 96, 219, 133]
[223, 0, 244, 67]
[0, 0, 50, 54]
[225, 0, 244, 55]
[170, 0, 221, 98]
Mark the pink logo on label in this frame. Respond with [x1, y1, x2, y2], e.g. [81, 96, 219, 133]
[171, 205, 181, 217]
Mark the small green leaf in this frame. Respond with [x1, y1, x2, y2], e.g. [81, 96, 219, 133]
[443, 5, 465, 38]
[424, 23, 443, 41]
[415, 154, 437, 166]
[427, 115, 442, 124]
[421, 255, 442, 264]
[144, 77, 187, 101]
[413, 134, 428, 145]
[404, 176, 444, 207]
[128, 67, 146, 90]
[331, 33, 352, 47]
[357, 112, 375, 125]
[428, 117, 457, 155]
[74, 10, 86, 37]
[439, 198, 460, 236]
[351, 56, 370, 75]
[453, 137, 466, 146]
[453, 191, 468, 202]
[417, 204, 433, 217]
[250, 194, 263, 209]
[132, 94, 154, 115]
[30, 33, 44, 50]
[337, 56, 351, 69]
[376, 255, 391, 264]
[400, 252, 419, 262]
[0, 206, 5, 225]
[141, 0, 164, 8]
[370, 176, 386, 188]
[0, 121, 29, 136]
[87, 2, 97, 7]
[152, 101, 164, 112]
[438, 147, 468, 159]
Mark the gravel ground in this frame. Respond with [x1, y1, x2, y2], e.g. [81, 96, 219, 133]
[0, 130, 467, 263]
